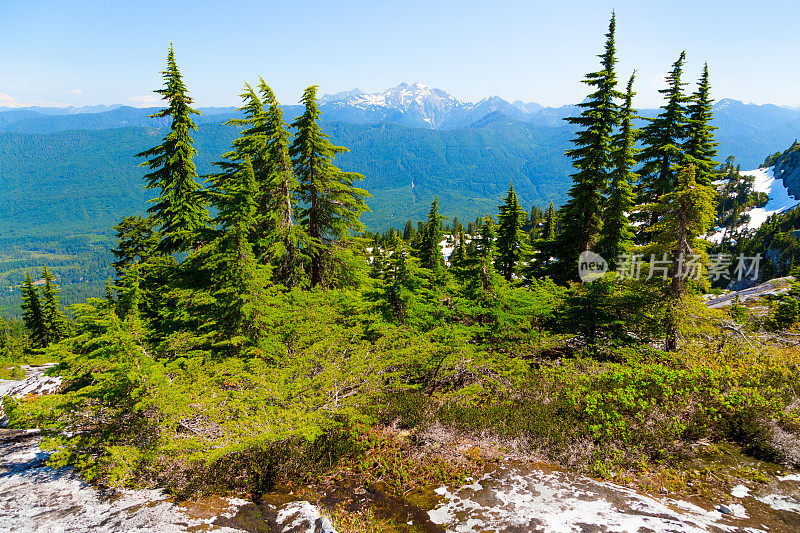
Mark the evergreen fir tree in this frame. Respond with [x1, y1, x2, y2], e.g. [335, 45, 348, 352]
[111, 215, 160, 277]
[466, 215, 499, 294]
[41, 267, 67, 344]
[259, 80, 307, 287]
[403, 220, 415, 242]
[684, 63, 718, 186]
[643, 165, 716, 350]
[475, 216, 496, 261]
[137, 44, 209, 254]
[527, 205, 542, 235]
[207, 157, 274, 355]
[20, 273, 46, 348]
[372, 237, 428, 324]
[542, 201, 556, 241]
[0, 318, 10, 356]
[114, 264, 143, 321]
[637, 51, 690, 206]
[495, 182, 529, 280]
[451, 230, 468, 269]
[597, 73, 638, 269]
[208, 83, 267, 233]
[556, 14, 622, 275]
[418, 197, 445, 272]
[290, 86, 370, 287]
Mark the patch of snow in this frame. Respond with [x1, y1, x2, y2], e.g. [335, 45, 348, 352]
[755, 493, 800, 513]
[707, 167, 798, 244]
[724, 502, 749, 518]
[744, 167, 799, 229]
[731, 484, 751, 498]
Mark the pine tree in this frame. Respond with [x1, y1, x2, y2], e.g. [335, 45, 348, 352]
[556, 14, 622, 274]
[597, 73, 638, 269]
[41, 267, 67, 344]
[643, 165, 716, 350]
[20, 273, 46, 348]
[475, 216, 496, 261]
[418, 197, 445, 272]
[259, 80, 307, 286]
[495, 183, 529, 280]
[111, 215, 160, 277]
[208, 83, 267, 233]
[466, 216, 499, 294]
[451, 230, 468, 269]
[373, 236, 428, 324]
[637, 51, 690, 206]
[684, 63, 718, 186]
[290, 86, 370, 287]
[527, 205, 542, 235]
[542, 201, 556, 241]
[137, 44, 209, 254]
[0, 318, 10, 356]
[114, 264, 143, 321]
[207, 157, 274, 355]
[403, 220, 415, 242]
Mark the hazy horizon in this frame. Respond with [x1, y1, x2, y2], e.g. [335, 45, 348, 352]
[2, 0, 799, 110]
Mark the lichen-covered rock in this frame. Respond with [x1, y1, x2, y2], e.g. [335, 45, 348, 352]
[275, 501, 337, 533]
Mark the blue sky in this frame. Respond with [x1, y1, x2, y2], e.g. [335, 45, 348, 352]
[1, 0, 798, 109]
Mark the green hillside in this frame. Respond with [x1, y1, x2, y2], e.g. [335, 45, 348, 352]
[0, 119, 573, 316]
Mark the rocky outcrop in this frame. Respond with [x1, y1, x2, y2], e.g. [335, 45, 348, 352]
[771, 142, 800, 199]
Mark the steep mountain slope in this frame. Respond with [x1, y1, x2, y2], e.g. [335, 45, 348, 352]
[769, 141, 800, 198]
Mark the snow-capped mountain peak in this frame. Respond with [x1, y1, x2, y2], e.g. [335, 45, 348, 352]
[320, 82, 461, 127]
[319, 83, 544, 129]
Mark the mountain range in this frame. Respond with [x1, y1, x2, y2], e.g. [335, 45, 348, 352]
[3, 82, 799, 170]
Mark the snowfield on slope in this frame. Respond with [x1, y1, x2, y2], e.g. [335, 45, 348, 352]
[708, 166, 799, 244]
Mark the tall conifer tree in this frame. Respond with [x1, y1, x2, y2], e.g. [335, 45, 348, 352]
[597, 73, 638, 269]
[209, 83, 267, 233]
[20, 273, 46, 348]
[556, 14, 622, 275]
[111, 215, 160, 277]
[259, 80, 308, 286]
[290, 86, 370, 287]
[637, 52, 690, 206]
[643, 165, 716, 350]
[41, 267, 67, 344]
[137, 44, 209, 254]
[207, 157, 273, 354]
[418, 197, 445, 272]
[473, 216, 497, 291]
[542, 201, 556, 241]
[684, 63, 718, 186]
[495, 183, 529, 280]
